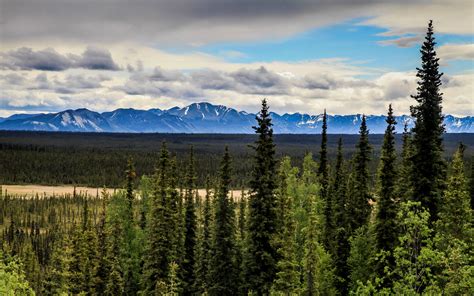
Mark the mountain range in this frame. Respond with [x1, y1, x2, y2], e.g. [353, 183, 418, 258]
[0, 102, 472, 134]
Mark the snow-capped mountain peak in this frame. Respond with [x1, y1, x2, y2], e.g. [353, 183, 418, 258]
[0, 102, 472, 134]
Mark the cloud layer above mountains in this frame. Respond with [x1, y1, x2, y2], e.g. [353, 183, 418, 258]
[0, 0, 472, 117]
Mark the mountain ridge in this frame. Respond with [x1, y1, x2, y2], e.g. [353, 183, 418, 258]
[0, 102, 472, 134]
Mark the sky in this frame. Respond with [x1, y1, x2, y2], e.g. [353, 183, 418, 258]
[0, 0, 473, 117]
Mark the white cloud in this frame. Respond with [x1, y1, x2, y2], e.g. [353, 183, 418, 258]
[1, 55, 471, 117]
[438, 43, 474, 63]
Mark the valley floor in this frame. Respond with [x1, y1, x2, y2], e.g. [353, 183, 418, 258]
[1, 184, 246, 199]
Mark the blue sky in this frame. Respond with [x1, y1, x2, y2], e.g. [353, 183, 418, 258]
[188, 20, 473, 75]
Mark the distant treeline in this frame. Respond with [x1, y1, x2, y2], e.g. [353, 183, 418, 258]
[0, 132, 472, 188]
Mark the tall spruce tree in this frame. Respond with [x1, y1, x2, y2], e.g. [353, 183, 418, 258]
[245, 99, 278, 295]
[398, 124, 413, 202]
[141, 143, 173, 294]
[347, 115, 372, 233]
[183, 146, 197, 294]
[272, 157, 300, 295]
[318, 110, 332, 250]
[410, 20, 446, 222]
[194, 176, 212, 293]
[374, 104, 398, 284]
[330, 138, 351, 295]
[209, 147, 238, 295]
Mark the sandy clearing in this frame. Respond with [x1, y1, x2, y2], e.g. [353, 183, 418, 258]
[1, 185, 247, 199]
[1, 185, 115, 197]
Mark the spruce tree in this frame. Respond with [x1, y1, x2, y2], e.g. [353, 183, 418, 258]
[183, 146, 197, 294]
[194, 176, 212, 293]
[410, 20, 446, 222]
[318, 110, 332, 251]
[398, 123, 413, 202]
[125, 158, 136, 218]
[331, 138, 351, 295]
[95, 189, 110, 295]
[209, 147, 238, 295]
[347, 115, 372, 233]
[43, 234, 73, 295]
[244, 99, 278, 295]
[141, 143, 173, 294]
[304, 193, 336, 296]
[272, 157, 300, 295]
[434, 144, 473, 294]
[374, 104, 398, 283]
[437, 144, 472, 241]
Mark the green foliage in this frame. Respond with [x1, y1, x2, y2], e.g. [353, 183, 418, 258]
[348, 225, 376, 292]
[304, 190, 336, 296]
[183, 146, 198, 294]
[272, 157, 301, 295]
[1, 27, 472, 294]
[0, 251, 35, 296]
[347, 115, 373, 233]
[391, 201, 443, 294]
[245, 99, 279, 294]
[141, 142, 175, 294]
[410, 20, 447, 222]
[43, 235, 74, 295]
[194, 177, 213, 293]
[374, 104, 399, 285]
[209, 147, 239, 295]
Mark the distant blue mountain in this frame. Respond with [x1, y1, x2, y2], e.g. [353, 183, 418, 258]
[0, 102, 472, 133]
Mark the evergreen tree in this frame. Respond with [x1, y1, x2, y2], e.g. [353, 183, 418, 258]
[194, 177, 212, 293]
[437, 144, 472, 241]
[272, 157, 301, 295]
[104, 193, 125, 295]
[348, 225, 376, 292]
[434, 144, 473, 294]
[410, 20, 446, 222]
[374, 104, 398, 284]
[398, 123, 413, 202]
[43, 234, 73, 295]
[318, 110, 332, 251]
[304, 193, 336, 296]
[70, 197, 100, 294]
[347, 115, 372, 233]
[123, 158, 140, 295]
[125, 158, 136, 218]
[209, 147, 238, 295]
[330, 138, 350, 295]
[244, 99, 278, 295]
[141, 143, 173, 294]
[183, 146, 197, 294]
[95, 189, 110, 295]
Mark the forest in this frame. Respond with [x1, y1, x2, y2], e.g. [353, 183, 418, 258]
[1, 22, 473, 295]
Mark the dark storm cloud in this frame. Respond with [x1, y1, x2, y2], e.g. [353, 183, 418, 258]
[188, 66, 288, 95]
[0, 48, 73, 71]
[123, 65, 290, 96]
[72, 47, 120, 70]
[1, 0, 416, 44]
[0, 47, 120, 71]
